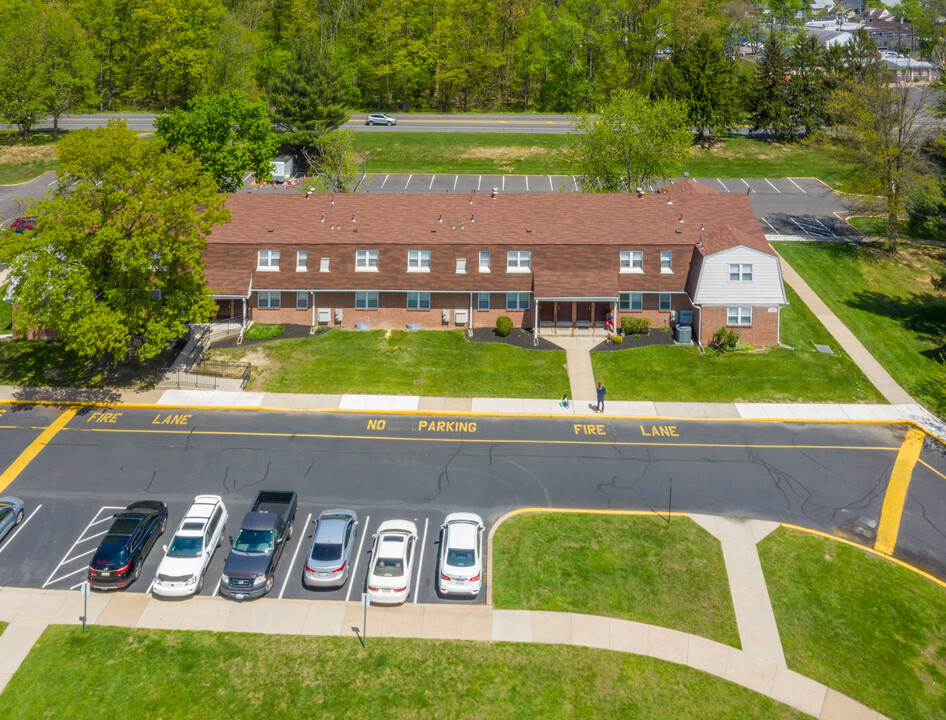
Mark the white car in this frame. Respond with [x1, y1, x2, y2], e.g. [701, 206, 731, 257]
[438, 513, 485, 597]
[152, 495, 227, 598]
[366, 520, 418, 605]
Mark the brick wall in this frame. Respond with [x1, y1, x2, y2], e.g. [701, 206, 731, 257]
[698, 306, 779, 347]
[615, 293, 693, 332]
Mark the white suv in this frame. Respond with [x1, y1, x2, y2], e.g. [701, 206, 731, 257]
[438, 513, 485, 597]
[153, 495, 227, 598]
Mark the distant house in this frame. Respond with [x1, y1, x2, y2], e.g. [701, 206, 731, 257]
[201, 182, 789, 347]
[805, 27, 855, 46]
[862, 6, 892, 21]
[864, 19, 916, 51]
[882, 57, 936, 81]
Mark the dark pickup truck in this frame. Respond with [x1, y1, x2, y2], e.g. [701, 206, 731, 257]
[220, 490, 297, 600]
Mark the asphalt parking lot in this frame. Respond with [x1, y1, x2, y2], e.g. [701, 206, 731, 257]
[2, 405, 946, 602]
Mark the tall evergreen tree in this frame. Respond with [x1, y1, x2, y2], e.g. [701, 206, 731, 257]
[787, 34, 826, 137]
[675, 33, 740, 144]
[749, 33, 794, 141]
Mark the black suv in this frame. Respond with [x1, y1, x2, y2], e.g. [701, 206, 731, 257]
[88, 501, 168, 589]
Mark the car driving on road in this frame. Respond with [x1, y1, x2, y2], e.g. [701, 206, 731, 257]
[88, 501, 168, 590]
[438, 513, 485, 597]
[152, 495, 228, 598]
[0, 497, 25, 544]
[303, 509, 358, 589]
[366, 519, 418, 605]
[365, 112, 396, 126]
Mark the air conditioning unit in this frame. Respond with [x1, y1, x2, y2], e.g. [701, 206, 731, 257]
[454, 309, 468, 324]
[317, 308, 331, 323]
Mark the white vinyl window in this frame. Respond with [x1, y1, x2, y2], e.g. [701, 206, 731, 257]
[660, 251, 673, 273]
[356, 250, 379, 271]
[257, 250, 280, 270]
[296, 291, 308, 309]
[479, 251, 491, 272]
[478, 293, 490, 310]
[729, 263, 753, 281]
[296, 251, 308, 271]
[507, 251, 531, 272]
[320, 257, 330, 272]
[355, 291, 379, 309]
[506, 292, 530, 310]
[620, 251, 643, 272]
[257, 291, 280, 308]
[619, 292, 643, 311]
[728, 306, 752, 325]
[658, 293, 671, 311]
[407, 292, 431, 309]
[456, 258, 466, 273]
[408, 250, 431, 271]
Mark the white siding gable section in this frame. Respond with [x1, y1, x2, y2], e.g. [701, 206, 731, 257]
[693, 246, 787, 305]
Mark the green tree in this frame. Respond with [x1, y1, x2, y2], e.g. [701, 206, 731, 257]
[675, 33, 740, 144]
[818, 68, 935, 245]
[749, 33, 793, 140]
[567, 89, 691, 192]
[155, 90, 278, 191]
[42, 4, 96, 138]
[787, 34, 827, 137]
[299, 129, 369, 193]
[0, 3, 48, 137]
[0, 121, 230, 362]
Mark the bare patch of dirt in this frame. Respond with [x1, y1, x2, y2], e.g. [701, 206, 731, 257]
[457, 146, 551, 161]
[0, 144, 57, 164]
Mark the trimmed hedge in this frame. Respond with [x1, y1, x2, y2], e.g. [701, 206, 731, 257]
[495, 316, 514, 336]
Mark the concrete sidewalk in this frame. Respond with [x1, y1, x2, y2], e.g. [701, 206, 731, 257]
[0, 585, 889, 719]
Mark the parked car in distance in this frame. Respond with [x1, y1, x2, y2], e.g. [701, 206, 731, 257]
[0, 497, 25, 544]
[152, 495, 228, 598]
[365, 112, 396, 126]
[303, 509, 358, 588]
[220, 490, 297, 600]
[10, 217, 36, 233]
[366, 519, 418, 605]
[438, 513, 485, 597]
[88, 501, 168, 590]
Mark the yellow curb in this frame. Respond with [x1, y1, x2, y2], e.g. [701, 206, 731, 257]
[875, 427, 925, 555]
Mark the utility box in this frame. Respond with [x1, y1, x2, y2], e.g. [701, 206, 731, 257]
[679, 310, 693, 326]
[270, 155, 294, 182]
[334, 309, 343, 324]
[442, 309, 451, 323]
[317, 308, 331, 324]
[454, 309, 468, 324]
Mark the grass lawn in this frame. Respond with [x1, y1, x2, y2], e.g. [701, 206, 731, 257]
[775, 241, 946, 415]
[0, 130, 59, 185]
[759, 528, 946, 720]
[848, 215, 946, 244]
[592, 285, 883, 403]
[492, 513, 740, 647]
[211, 329, 569, 397]
[2, 626, 805, 719]
[353, 133, 851, 183]
[0, 300, 12, 333]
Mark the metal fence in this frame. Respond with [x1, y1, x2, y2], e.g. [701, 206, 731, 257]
[160, 359, 251, 390]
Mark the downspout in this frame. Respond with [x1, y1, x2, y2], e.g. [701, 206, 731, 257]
[469, 292, 474, 337]
[533, 299, 538, 347]
[311, 291, 315, 328]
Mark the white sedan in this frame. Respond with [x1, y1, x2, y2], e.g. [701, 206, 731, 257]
[152, 495, 228, 598]
[438, 513, 485, 597]
[366, 520, 418, 605]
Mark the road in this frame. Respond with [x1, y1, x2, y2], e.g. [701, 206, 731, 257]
[0, 405, 943, 606]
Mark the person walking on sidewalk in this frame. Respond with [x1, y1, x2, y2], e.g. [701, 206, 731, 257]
[595, 381, 606, 413]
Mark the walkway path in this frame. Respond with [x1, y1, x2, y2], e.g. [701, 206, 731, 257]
[0, 584, 888, 719]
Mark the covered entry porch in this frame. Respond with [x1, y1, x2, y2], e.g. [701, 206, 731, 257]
[533, 296, 617, 335]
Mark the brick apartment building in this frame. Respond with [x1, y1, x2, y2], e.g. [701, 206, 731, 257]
[203, 180, 788, 347]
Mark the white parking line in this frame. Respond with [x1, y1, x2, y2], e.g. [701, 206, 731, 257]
[46, 565, 91, 586]
[345, 515, 370, 603]
[242, 172, 252, 183]
[741, 178, 751, 188]
[212, 577, 222, 597]
[69, 581, 85, 590]
[413, 517, 429, 604]
[0, 219, 10, 229]
[502, 176, 505, 191]
[717, 178, 727, 190]
[380, 174, 389, 189]
[453, 175, 458, 191]
[62, 548, 96, 565]
[145, 579, 154, 594]
[787, 177, 807, 193]
[549, 176, 554, 192]
[0, 504, 42, 555]
[43, 506, 124, 588]
[789, 217, 812, 236]
[765, 179, 781, 194]
[47, 178, 58, 186]
[572, 176, 578, 192]
[75, 529, 109, 543]
[279, 512, 311, 599]
[761, 217, 780, 234]
[428, 175, 435, 190]
[525, 176, 529, 192]
[404, 174, 412, 190]
[813, 217, 835, 235]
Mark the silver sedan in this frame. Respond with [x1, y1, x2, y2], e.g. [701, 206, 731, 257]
[303, 509, 358, 588]
[0, 497, 25, 543]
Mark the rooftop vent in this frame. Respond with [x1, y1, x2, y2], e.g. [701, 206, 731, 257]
[675, 228, 682, 234]
[268, 228, 274, 233]
[700, 224, 705, 231]
[439, 214, 443, 222]
[491, 188, 498, 198]
[321, 213, 325, 222]
[679, 214, 684, 223]
[526, 228, 533, 233]
[352, 214, 356, 222]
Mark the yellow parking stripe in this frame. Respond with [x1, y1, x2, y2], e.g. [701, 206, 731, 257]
[875, 428, 925, 555]
[0, 408, 77, 493]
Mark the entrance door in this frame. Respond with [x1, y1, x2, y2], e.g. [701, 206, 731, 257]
[594, 302, 610, 323]
[576, 302, 592, 324]
[557, 302, 572, 325]
[539, 302, 554, 324]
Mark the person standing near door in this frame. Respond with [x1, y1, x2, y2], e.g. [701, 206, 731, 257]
[596, 381, 606, 413]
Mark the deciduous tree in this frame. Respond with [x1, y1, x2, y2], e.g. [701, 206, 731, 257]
[299, 130, 369, 193]
[0, 121, 230, 362]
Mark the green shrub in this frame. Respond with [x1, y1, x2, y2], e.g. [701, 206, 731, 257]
[244, 324, 285, 340]
[495, 316, 514, 336]
[711, 327, 739, 352]
[612, 334, 623, 345]
[620, 316, 651, 336]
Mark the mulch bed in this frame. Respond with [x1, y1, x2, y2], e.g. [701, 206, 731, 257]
[211, 324, 319, 349]
[468, 327, 562, 351]
[592, 329, 678, 352]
